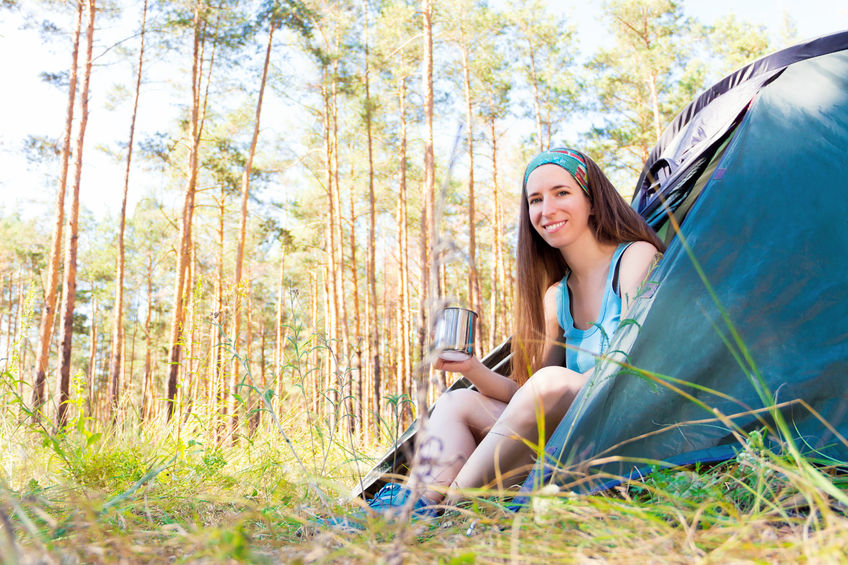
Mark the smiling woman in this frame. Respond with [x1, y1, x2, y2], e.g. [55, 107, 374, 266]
[317, 148, 666, 528]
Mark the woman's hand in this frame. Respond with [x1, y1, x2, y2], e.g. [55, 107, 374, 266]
[431, 355, 518, 402]
[432, 354, 479, 375]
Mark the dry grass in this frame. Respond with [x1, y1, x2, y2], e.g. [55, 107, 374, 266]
[3, 409, 848, 565]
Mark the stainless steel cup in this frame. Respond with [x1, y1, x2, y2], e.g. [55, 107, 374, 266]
[432, 307, 477, 361]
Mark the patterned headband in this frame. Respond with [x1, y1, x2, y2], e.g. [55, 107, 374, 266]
[523, 148, 590, 196]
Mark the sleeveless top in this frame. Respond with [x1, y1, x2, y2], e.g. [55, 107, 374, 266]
[557, 242, 633, 374]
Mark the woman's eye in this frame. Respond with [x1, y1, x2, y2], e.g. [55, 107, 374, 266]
[557, 190, 569, 197]
[528, 197, 541, 205]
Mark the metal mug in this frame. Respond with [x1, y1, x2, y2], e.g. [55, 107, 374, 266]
[432, 307, 477, 361]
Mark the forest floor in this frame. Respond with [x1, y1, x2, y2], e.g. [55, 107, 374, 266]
[3, 381, 848, 564]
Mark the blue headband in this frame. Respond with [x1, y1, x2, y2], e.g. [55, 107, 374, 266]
[523, 148, 590, 196]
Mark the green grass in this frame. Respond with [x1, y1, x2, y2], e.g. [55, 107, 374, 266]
[2, 407, 848, 564]
[2, 300, 847, 563]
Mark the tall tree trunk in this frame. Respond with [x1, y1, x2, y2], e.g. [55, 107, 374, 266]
[166, 0, 203, 420]
[363, 0, 381, 438]
[331, 56, 349, 371]
[418, 0, 436, 409]
[397, 71, 413, 428]
[527, 38, 544, 152]
[32, 0, 83, 414]
[141, 254, 153, 422]
[274, 245, 287, 410]
[320, 76, 339, 427]
[87, 295, 97, 417]
[487, 112, 503, 352]
[211, 184, 226, 435]
[55, 0, 95, 428]
[347, 165, 363, 437]
[246, 275, 257, 435]
[183, 241, 197, 418]
[230, 21, 276, 436]
[127, 324, 135, 411]
[309, 271, 319, 416]
[108, 0, 147, 422]
[459, 31, 484, 355]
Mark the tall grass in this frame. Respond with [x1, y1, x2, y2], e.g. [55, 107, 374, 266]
[1, 280, 847, 563]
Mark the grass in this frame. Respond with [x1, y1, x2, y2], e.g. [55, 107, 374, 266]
[1, 294, 846, 563]
[2, 395, 848, 564]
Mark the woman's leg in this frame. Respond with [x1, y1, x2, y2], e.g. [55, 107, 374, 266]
[407, 388, 507, 502]
[449, 366, 588, 496]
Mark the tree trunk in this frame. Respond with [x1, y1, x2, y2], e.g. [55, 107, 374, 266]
[166, 0, 203, 420]
[274, 245, 287, 410]
[331, 56, 349, 379]
[127, 324, 135, 412]
[459, 31, 484, 356]
[141, 254, 153, 422]
[246, 275, 258, 435]
[87, 294, 97, 417]
[347, 166, 363, 437]
[183, 241, 197, 418]
[418, 0, 436, 411]
[363, 0, 381, 439]
[527, 38, 545, 152]
[32, 0, 83, 414]
[397, 71, 413, 428]
[211, 183, 226, 436]
[230, 21, 276, 436]
[108, 0, 147, 422]
[55, 0, 95, 428]
[487, 112, 503, 352]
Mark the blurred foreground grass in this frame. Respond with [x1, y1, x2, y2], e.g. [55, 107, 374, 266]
[3, 404, 848, 565]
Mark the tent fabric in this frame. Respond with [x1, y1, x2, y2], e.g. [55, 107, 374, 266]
[634, 30, 848, 225]
[519, 39, 848, 496]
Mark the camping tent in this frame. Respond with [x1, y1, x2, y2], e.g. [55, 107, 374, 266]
[355, 31, 848, 499]
[521, 30, 848, 494]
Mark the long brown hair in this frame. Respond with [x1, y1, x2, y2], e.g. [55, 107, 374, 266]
[511, 151, 665, 385]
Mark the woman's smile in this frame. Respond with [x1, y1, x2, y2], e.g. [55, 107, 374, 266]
[542, 219, 567, 233]
[525, 164, 592, 249]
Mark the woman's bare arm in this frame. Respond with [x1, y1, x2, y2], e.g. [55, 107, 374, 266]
[539, 282, 566, 368]
[432, 354, 519, 402]
[617, 241, 661, 315]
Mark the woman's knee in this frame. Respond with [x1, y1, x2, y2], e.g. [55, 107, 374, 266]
[432, 387, 503, 432]
[432, 388, 481, 420]
[526, 366, 576, 401]
[508, 366, 583, 425]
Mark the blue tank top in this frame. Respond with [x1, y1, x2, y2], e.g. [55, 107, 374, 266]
[557, 242, 633, 374]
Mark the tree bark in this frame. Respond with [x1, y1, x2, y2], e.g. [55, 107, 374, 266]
[87, 294, 97, 417]
[211, 183, 226, 437]
[56, 0, 95, 428]
[347, 167, 363, 437]
[32, 0, 83, 415]
[363, 0, 381, 438]
[397, 70, 412, 428]
[166, 0, 203, 420]
[418, 0, 436, 410]
[141, 254, 153, 422]
[487, 111, 503, 352]
[230, 20, 276, 435]
[108, 0, 147, 422]
[527, 38, 544, 152]
[459, 29, 484, 356]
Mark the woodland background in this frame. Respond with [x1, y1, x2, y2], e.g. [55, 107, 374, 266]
[0, 0, 802, 445]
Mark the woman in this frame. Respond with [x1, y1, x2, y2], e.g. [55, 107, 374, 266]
[359, 148, 664, 518]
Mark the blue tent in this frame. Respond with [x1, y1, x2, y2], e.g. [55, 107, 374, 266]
[521, 30, 848, 494]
